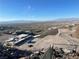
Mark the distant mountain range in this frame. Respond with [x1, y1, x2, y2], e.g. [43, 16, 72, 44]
[0, 18, 79, 25]
[0, 20, 37, 24]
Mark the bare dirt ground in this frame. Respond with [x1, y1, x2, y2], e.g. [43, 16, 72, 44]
[0, 34, 12, 42]
[33, 35, 69, 49]
[18, 35, 72, 50]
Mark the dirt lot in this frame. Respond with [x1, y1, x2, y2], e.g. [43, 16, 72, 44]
[33, 35, 70, 49]
[18, 35, 72, 50]
[0, 34, 13, 42]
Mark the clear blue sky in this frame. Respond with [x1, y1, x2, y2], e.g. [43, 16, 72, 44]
[0, 0, 79, 22]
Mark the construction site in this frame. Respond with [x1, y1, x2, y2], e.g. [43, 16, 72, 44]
[0, 0, 79, 59]
[0, 23, 79, 59]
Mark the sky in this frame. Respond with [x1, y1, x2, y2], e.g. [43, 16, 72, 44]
[0, 0, 79, 22]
